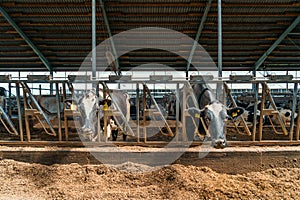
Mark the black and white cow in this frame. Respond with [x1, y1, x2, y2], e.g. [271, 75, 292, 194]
[267, 107, 297, 126]
[179, 83, 244, 148]
[75, 89, 130, 141]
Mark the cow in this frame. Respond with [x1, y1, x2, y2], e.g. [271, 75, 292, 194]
[179, 83, 244, 148]
[164, 93, 176, 119]
[243, 101, 262, 125]
[74, 88, 131, 141]
[233, 100, 296, 127]
[269, 108, 297, 126]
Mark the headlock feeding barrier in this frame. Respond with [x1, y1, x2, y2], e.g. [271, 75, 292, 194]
[0, 74, 300, 146]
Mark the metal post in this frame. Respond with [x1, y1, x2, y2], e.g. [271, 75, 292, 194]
[258, 83, 266, 141]
[8, 82, 11, 117]
[62, 83, 69, 141]
[92, 0, 97, 80]
[289, 83, 298, 140]
[252, 83, 259, 141]
[176, 83, 180, 142]
[50, 71, 53, 94]
[16, 83, 23, 142]
[296, 103, 300, 141]
[217, 0, 223, 100]
[136, 83, 140, 143]
[218, 0, 222, 78]
[55, 83, 62, 141]
[143, 84, 147, 143]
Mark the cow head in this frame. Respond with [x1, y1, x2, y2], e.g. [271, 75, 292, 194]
[188, 102, 244, 148]
[278, 108, 297, 125]
[77, 89, 99, 140]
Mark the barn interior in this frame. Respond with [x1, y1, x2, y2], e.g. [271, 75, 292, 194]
[0, 0, 300, 145]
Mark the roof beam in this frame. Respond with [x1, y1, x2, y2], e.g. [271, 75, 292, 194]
[0, 6, 52, 73]
[253, 15, 300, 72]
[186, 0, 212, 73]
[99, 0, 120, 75]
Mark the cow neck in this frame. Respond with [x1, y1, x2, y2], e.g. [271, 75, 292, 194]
[198, 88, 209, 108]
[198, 88, 218, 108]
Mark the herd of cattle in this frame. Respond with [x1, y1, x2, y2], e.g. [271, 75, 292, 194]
[0, 83, 298, 148]
[232, 100, 297, 127]
[72, 82, 244, 149]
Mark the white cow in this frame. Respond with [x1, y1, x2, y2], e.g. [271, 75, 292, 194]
[76, 89, 130, 141]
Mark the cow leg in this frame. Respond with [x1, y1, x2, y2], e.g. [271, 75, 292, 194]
[112, 129, 118, 141]
[106, 124, 111, 141]
[122, 133, 127, 141]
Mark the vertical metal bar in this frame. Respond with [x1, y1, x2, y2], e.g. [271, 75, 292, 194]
[258, 83, 265, 141]
[62, 83, 69, 141]
[252, 83, 259, 141]
[217, 0, 222, 78]
[296, 103, 300, 141]
[16, 82, 23, 141]
[182, 85, 187, 142]
[252, 71, 256, 90]
[136, 83, 140, 143]
[8, 82, 12, 117]
[50, 71, 53, 94]
[289, 83, 298, 140]
[176, 83, 180, 142]
[55, 83, 62, 141]
[143, 84, 147, 143]
[217, 0, 222, 100]
[96, 82, 101, 142]
[22, 85, 31, 141]
[92, 0, 97, 80]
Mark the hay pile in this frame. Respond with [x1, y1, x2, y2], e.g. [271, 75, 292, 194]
[0, 159, 299, 199]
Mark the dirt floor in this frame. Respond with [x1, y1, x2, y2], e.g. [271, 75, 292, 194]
[0, 159, 299, 200]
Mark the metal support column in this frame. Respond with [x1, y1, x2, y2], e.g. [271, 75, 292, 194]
[217, 0, 222, 78]
[16, 83, 23, 141]
[175, 83, 180, 142]
[55, 83, 62, 141]
[136, 83, 140, 143]
[252, 83, 259, 141]
[289, 83, 298, 140]
[92, 0, 97, 80]
[217, 0, 223, 100]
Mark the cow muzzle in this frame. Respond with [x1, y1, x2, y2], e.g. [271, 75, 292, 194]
[212, 139, 227, 149]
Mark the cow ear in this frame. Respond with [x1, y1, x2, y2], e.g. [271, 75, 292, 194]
[227, 107, 244, 118]
[99, 99, 112, 106]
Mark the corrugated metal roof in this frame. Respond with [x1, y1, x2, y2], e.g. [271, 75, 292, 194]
[0, 0, 299, 72]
